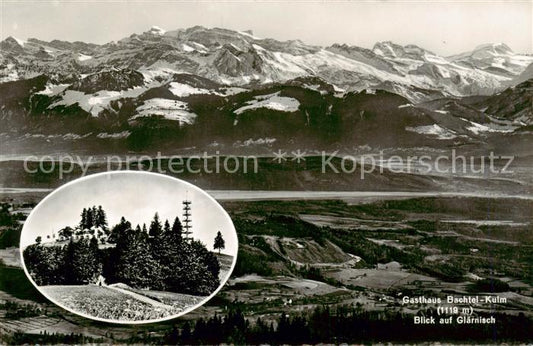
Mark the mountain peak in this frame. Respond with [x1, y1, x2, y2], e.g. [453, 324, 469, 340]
[2, 36, 26, 47]
[373, 41, 408, 54]
[372, 41, 431, 59]
[0, 36, 27, 52]
[148, 26, 166, 35]
[472, 43, 513, 55]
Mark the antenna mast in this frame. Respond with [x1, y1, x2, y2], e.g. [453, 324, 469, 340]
[182, 191, 192, 241]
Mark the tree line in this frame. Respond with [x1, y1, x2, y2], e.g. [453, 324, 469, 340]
[4, 306, 531, 344]
[156, 306, 533, 344]
[23, 208, 221, 296]
[3, 331, 103, 345]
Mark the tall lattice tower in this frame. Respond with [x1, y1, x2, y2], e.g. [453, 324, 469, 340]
[182, 197, 192, 241]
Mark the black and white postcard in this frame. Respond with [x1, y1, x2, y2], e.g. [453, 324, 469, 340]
[0, 0, 531, 344]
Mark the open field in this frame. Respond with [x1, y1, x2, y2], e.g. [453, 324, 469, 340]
[112, 284, 204, 309]
[0, 315, 103, 339]
[41, 285, 187, 322]
[325, 268, 439, 290]
[0, 247, 21, 267]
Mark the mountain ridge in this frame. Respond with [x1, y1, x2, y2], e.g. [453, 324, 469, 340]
[2, 25, 532, 102]
[1, 26, 532, 156]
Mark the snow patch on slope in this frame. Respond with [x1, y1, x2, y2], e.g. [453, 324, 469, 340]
[22, 133, 92, 140]
[181, 42, 208, 53]
[96, 131, 131, 139]
[169, 82, 210, 97]
[139, 67, 181, 83]
[182, 44, 195, 53]
[406, 124, 457, 139]
[239, 31, 261, 40]
[50, 87, 146, 117]
[78, 54, 93, 61]
[300, 84, 328, 95]
[12, 37, 26, 47]
[464, 119, 515, 134]
[169, 81, 246, 97]
[132, 98, 197, 125]
[234, 92, 300, 114]
[398, 103, 413, 109]
[37, 83, 70, 96]
[191, 41, 208, 51]
[234, 138, 277, 147]
[252, 44, 266, 51]
[0, 63, 20, 83]
[149, 26, 166, 35]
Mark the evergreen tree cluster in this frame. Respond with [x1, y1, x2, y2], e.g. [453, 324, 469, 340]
[3, 331, 103, 345]
[79, 205, 108, 230]
[23, 208, 221, 296]
[24, 237, 102, 286]
[159, 306, 533, 345]
[1, 301, 42, 319]
[3, 306, 531, 344]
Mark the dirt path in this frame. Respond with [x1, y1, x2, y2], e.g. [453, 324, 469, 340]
[106, 285, 173, 309]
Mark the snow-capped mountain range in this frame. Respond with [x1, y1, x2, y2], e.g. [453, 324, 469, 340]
[1, 26, 532, 155]
[1, 26, 532, 102]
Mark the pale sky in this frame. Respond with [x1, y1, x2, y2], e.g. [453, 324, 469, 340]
[0, 0, 531, 56]
[20, 171, 238, 256]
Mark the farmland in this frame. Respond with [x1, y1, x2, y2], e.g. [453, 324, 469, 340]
[1, 194, 533, 343]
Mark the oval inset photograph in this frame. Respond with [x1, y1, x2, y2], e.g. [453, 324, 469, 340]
[20, 171, 238, 324]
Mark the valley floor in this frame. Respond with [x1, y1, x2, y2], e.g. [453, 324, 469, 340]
[1, 194, 532, 343]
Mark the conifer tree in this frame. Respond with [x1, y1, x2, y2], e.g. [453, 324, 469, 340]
[115, 228, 162, 289]
[214, 231, 225, 254]
[96, 205, 108, 231]
[86, 208, 93, 229]
[151, 218, 181, 288]
[149, 213, 162, 238]
[108, 217, 131, 243]
[91, 206, 98, 228]
[80, 208, 87, 229]
[171, 216, 183, 239]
